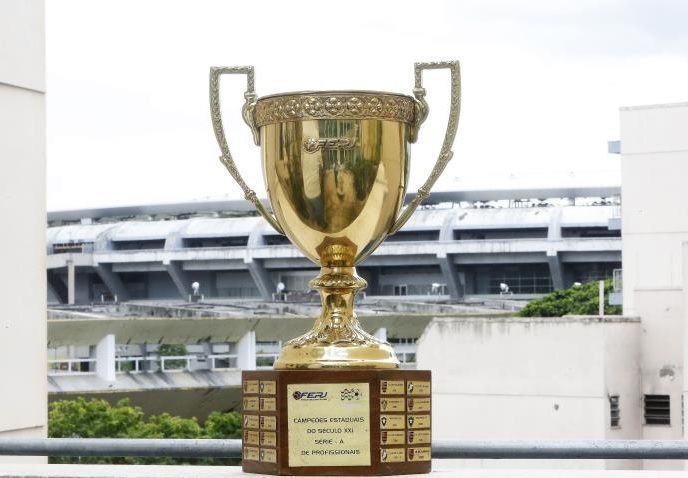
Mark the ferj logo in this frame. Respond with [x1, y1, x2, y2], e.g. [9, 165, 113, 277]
[292, 390, 328, 400]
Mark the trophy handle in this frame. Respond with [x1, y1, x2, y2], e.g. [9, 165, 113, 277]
[209, 66, 285, 234]
[389, 60, 461, 235]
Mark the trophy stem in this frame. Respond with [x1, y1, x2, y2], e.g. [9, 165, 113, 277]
[272, 266, 400, 369]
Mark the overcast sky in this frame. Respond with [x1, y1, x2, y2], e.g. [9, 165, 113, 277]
[45, 0, 688, 211]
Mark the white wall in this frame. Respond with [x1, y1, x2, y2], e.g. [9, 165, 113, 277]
[0, 0, 47, 464]
[619, 103, 688, 470]
[417, 316, 641, 470]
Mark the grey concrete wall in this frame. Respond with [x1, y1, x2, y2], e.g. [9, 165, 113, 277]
[0, 0, 47, 462]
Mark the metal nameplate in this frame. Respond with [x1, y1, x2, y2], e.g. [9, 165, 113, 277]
[407, 446, 431, 462]
[380, 430, 405, 445]
[380, 415, 405, 430]
[380, 397, 405, 412]
[243, 446, 259, 461]
[244, 380, 259, 394]
[260, 380, 276, 395]
[243, 397, 259, 411]
[260, 415, 277, 430]
[287, 382, 371, 467]
[380, 447, 405, 463]
[244, 414, 259, 429]
[406, 414, 430, 429]
[406, 381, 430, 396]
[380, 380, 405, 395]
[260, 397, 277, 411]
[407, 429, 431, 445]
[261, 448, 277, 463]
[406, 397, 431, 412]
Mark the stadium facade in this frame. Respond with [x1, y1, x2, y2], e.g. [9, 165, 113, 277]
[46, 187, 621, 304]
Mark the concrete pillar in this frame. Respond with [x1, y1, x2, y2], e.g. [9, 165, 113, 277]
[164, 260, 191, 299]
[374, 328, 387, 342]
[245, 258, 275, 300]
[93, 263, 129, 302]
[66, 260, 75, 305]
[438, 253, 464, 299]
[95, 334, 116, 382]
[246, 222, 274, 300]
[237, 330, 256, 370]
[547, 206, 563, 241]
[546, 250, 565, 290]
[437, 210, 463, 300]
[47, 270, 67, 304]
[546, 206, 565, 290]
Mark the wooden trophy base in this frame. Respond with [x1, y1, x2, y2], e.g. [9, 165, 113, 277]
[241, 369, 432, 476]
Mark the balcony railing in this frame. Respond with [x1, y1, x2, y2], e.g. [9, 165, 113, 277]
[114, 354, 239, 373]
[2, 438, 688, 460]
[48, 358, 96, 376]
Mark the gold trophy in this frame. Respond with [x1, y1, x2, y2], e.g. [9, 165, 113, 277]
[210, 61, 460, 475]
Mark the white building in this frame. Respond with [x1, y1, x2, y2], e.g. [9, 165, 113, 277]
[0, 0, 47, 463]
[418, 315, 641, 470]
[415, 102, 688, 470]
[619, 102, 688, 469]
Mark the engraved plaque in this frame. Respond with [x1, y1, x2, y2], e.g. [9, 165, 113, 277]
[244, 414, 259, 429]
[380, 397, 405, 412]
[407, 429, 431, 445]
[244, 446, 260, 461]
[261, 431, 277, 447]
[380, 414, 405, 430]
[380, 380, 405, 395]
[380, 448, 405, 463]
[261, 415, 277, 430]
[407, 397, 431, 412]
[406, 381, 430, 396]
[261, 448, 277, 463]
[407, 447, 431, 462]
[244, 430, 260, 446]
[260, 397, 277, 411]
[244, 380, 259, 394]
[380, 430, 405, 445]
[261, 380, 277, 395]
[287, 383, 371, 467]
[243, 396, 259, 411]
[406, 414, 430, 429]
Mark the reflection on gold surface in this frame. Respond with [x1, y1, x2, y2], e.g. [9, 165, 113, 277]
[264, 119, 407, 264]
[263, 116, 408, 369]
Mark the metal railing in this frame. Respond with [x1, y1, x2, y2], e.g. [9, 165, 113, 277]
[2, 438, 688, 460]
[47, 358, 96, 376]
[114, 354, 239, 373]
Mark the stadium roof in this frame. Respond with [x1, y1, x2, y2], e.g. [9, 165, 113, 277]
[47, 187, 620, 223]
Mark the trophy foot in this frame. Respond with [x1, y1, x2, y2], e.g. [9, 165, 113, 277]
[273, 266, 400, 370]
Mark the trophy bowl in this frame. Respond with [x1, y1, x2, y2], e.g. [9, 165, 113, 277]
[210, 62, 460, 370]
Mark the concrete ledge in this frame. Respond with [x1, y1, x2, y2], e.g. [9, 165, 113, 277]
[0, 465, 686, 478]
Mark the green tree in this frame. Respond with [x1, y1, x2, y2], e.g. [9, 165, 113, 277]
[157, 343, 188, 370]
[518, 279, 622, 317]
[49, 398, 143, 440]
[203, 410, 242, 439]
[48, 398, 242, 465]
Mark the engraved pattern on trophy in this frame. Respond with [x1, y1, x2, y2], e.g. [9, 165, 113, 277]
[303, 137, 357, 153]
[254, 92, 415, 127]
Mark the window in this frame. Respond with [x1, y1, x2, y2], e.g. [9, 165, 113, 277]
[393, 285, 407, 296]
[609, 395, 620, 428]
[644, 394, 670, 425]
